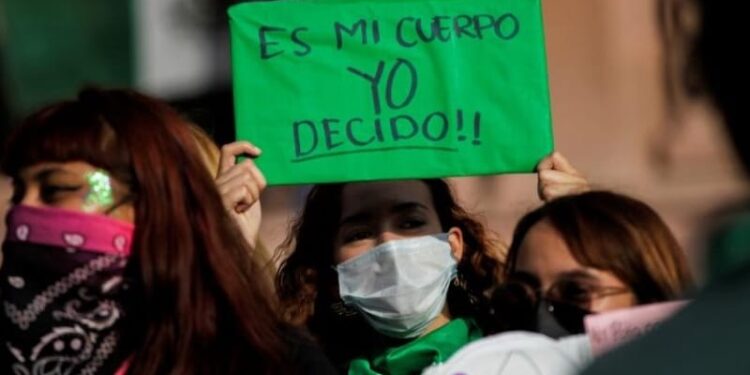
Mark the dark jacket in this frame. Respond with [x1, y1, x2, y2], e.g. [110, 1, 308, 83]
[581, 208, 750, 375]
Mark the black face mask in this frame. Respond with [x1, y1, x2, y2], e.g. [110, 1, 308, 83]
[489, 272, 592, 338]
[0, 205, 135, 375]
[535, 299, 590, 339]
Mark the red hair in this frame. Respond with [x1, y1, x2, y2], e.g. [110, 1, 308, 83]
[2, 88, 286, 374]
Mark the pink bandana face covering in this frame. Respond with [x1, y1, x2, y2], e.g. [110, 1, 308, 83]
[0, 205, 134, 375]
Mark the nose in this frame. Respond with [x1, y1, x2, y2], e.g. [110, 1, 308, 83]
[19, 191, 42, 207]
[375, 230, 405, 246]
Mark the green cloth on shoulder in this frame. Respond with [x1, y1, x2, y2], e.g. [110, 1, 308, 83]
[348, 318, 482, 375]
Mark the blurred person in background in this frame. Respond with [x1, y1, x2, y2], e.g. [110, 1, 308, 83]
[582, 0, 750, 373]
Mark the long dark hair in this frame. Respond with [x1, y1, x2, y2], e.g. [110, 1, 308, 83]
[275, 180, 505, 367]
[2, 88, 286, 374]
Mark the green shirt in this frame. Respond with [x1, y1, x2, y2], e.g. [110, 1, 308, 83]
[708, 210, 750, 281]
[348, 318, 482, 375]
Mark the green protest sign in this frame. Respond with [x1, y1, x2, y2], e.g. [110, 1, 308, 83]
[229, 0, 553, 186]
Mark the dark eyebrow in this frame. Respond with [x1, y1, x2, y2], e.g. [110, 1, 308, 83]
[339, 202, 430, 227]
[34, 167, 76, 181]
[557, 269, 598, 282]
[390, 202, 430, 215]
[339, 212, 371, 227]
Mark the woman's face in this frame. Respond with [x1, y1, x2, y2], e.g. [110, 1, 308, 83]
[333, 180, 464, 264]
[13, 161, 134, 223]
[513, 219, 636, 313]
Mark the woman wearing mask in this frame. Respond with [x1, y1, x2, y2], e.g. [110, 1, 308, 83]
[420, 191, 693, 375]
[494, 191, 694, 338]
[263, 152, 588, 374]
[0, 88, 336, 374]
[276, 179, 501, 374]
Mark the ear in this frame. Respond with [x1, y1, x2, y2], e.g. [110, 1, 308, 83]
[447, 226, 465, 261]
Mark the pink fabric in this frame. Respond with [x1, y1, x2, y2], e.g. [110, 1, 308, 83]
[585, 300, 688, 356]
[6, 205, 135, 256]
[115, 360, 130, 375]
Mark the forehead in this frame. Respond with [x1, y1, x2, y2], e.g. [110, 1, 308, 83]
[514, 220, 628, 288]
[515, 220, 581, 274]
[340, 180, 434, 216]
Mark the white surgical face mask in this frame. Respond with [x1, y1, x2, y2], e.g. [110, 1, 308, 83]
[336, 234, 458, 339]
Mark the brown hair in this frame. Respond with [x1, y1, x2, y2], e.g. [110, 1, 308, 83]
[188, 124, 221, 176]
[505, 191, 693, 303]
[275, 179, 504, 366]
[2, 88, 286, 374]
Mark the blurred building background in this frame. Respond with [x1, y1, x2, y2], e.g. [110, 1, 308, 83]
[1, 0, 747, 281]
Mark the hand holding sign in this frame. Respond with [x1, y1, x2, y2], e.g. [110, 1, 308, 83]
[216, 141, 266, 249]
[537, 152, 590, 202]
[230, 0, 553, 185]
